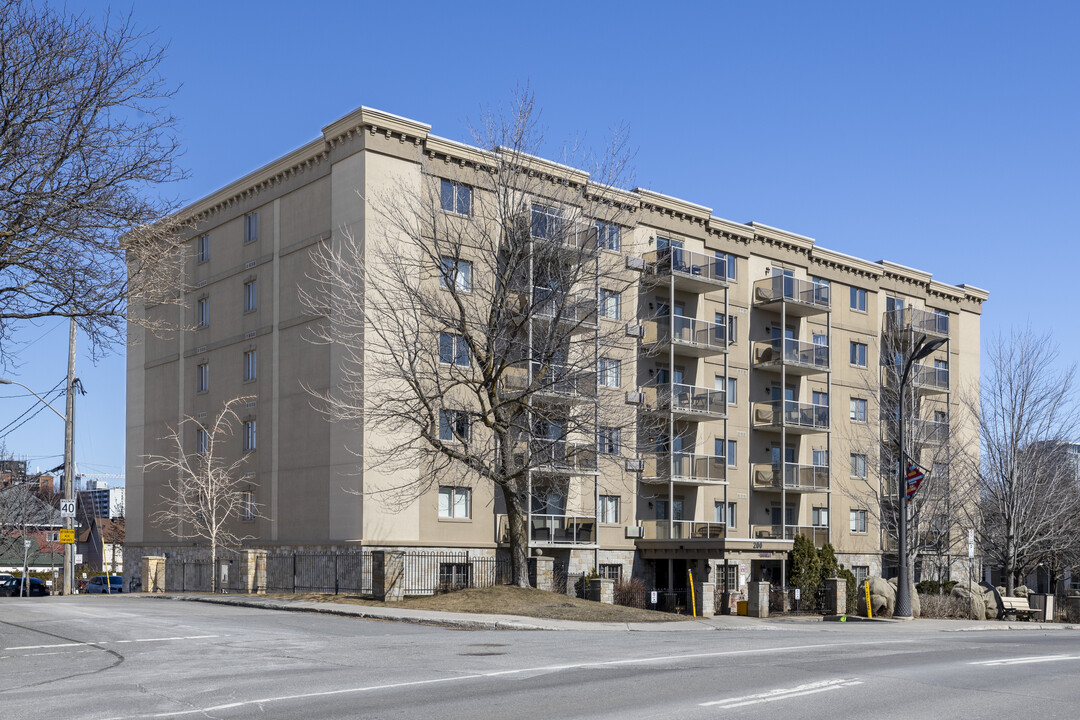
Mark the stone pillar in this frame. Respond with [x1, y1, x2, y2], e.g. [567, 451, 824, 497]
[697, 582, 715, 617]
[371, 551, 405, 602]
[528, 556, 553, 592]
[1040, 594, 1055, 622]
[824, 577, 847, 615]
[141, 555, 165, 593]
[747, 581, 769, 618]
[238, 549, 267, 594]
[588, 577, 614, 604]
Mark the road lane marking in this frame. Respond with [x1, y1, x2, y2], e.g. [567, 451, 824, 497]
[971, 654, 1080, 667]
[5, 635, 219, 651]
[700, 678, 864, 708]
[101, 639, 912, 719]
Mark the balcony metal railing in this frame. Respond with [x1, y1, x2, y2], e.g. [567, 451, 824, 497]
[645, 316, 728, 354]
[752, 463, 830, 492]
[910, 363, 949, 393]
[528, 287, 598, 329]
[640, 520, 726, 541]
[501, 363, 597, 401]
[753, 276, 831, 310]
[509, 439, 598, 473]
[750, 525, 828, 546]
[641, 452, 727, 484]
[753, 338, 830, 372]
[752, 400, 830, 431]
[642, 381, 726, 418]
[642, 247, 728, 287]
[884, 307, 949, 338]
[496, 514, 596, 544]
[913, 419, 949, 445]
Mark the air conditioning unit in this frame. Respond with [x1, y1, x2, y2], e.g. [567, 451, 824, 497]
[625, 391, 645, 405]
[625, 324, 645, 338]
[625, 256, 645, 271]
[625, 526, 645, 539]
[625, 458, 644, 472]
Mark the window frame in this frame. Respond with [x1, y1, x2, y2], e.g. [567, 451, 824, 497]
[598, 357, 621, 387]
[197, 235, 209, 263]
[850, 453, 868, 478]
[244, 279, 257, 312]
[245, 212, 258, 244]
[196, 297, 209, 328]
[241, 491, 255, 521]
[595, 221, 621, 251]
[715, 251, 737, 281]
[438, 332, 470, 367]
[438, 485, 471, 519]
[849, 287, 867, 312]
[439, 179, 472, 216]
[849, 397, 868, 423]
[438, 409, 470, 443]
[243, 419, 256, 452]
[598, 288, 621, 319]
[530, 203, 563, 240]
[597, 427, 620, 455]
[243, 349, 257, 382]
[849, 509, 868, 534]
[439, 257, 473, 292]
[598, 495, 621, 524]
[196, 362, 209, 393]
[850, 341, 868, 367]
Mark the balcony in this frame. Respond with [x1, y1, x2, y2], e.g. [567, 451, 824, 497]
[752, 276, 830, 316]
[524, 287, 598, 334]
[643, 316, 727, 357]
[641, 381, 726, 421]
[913, 418, 949, 445]
[752, 463, 830, 492]
[641, 452, 727, 485]
[501, 363, 597, 404]
[639, 520, 726, 541]
[884, 307, 949, 339]
[641, 247, 728, 293]
[510, 439, 598, 475]
[753, 338, 830, 376]
[496, 514, 595, 545]
[752, 400, 830, 434]
[750, 524, 828, 547]
[883, 363, 949, 395]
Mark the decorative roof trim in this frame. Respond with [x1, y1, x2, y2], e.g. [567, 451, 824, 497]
[322, 106, 431, 147]
[584, 181, 640, 208]
[811, 247, 884, 278]
[879, 260, 933, 286]
[749, 222, 815, 252]
[494, 146, 590, 186]
[425, 135, 493, 169]
[708, 216, 754, 241]
[635, 189, 712, 221]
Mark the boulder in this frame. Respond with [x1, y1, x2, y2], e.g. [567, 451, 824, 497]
[886, 577, 921, 618]
[856, 576, 894, 617]
[951, 583, 989, 621]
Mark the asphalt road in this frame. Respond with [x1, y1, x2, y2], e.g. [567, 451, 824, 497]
[2, 596, 1079, 719]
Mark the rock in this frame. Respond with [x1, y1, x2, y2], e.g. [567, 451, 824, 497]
[885, 577, 920, 617]
[951, 583, 988, 621]
[856, 577, 895, 617]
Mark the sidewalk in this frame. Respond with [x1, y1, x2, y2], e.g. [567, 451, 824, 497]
[134, 593, 1080, 633]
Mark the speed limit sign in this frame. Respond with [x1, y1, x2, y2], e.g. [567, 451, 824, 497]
[60, 499, 76, 518]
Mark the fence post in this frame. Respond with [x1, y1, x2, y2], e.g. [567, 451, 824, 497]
[748, 581, 770, 618]
[528, 556, 554, 592]
[824, 577, 846, 615]
[141, 555, 165, 593]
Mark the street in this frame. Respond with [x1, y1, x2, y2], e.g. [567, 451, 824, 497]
[1, 596, 1079, 719]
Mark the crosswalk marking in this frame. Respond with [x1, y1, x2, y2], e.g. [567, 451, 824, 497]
[700, 678, 864, 709]
[971, 654, 1080, 667]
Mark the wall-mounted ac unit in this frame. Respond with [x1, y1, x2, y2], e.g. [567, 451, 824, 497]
[625, 256, 645, 271]
[625, 458, 644, 472]
[625, 391, 645, 405]
[625, 526, 645, 539]
[625, 324, 645, 338]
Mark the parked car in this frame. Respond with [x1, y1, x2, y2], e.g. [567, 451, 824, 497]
[85, 575, 123, 594]
[0, 576, 50, 597]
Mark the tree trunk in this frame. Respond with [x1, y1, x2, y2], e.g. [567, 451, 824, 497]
[210, 542, 217, 594]
[501, 484, 531, 588]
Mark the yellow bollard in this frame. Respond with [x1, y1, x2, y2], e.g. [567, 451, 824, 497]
[688, 570, 697, 618]
[864, 579, 873, 619]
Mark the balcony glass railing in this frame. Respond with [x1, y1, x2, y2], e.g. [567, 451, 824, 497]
[753, 276, 831, 309]
[530, 287, 598, 327]
[750, 525, 828, 546]
[496, 514, 596, 544]
[642, 452, 727, 483]
[642, 247, 728, 286]
[649, 316, 727, 353]
[884, 307, 949, 338]
[644, 381, 726, 417]
[640, 520, 726, 541]
[752, 463, 830, 491]
[753, 400, 830, 431]
[911, 363, 949, 392]
[753, 338, 830, 371]
[502, 363, 597, 400]
[511, 439, 598, 472]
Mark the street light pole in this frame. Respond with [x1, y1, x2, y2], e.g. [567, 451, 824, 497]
[894, 333, 947, 620]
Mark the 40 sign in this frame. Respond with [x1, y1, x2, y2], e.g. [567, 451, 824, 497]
[60, 499, 76, 518]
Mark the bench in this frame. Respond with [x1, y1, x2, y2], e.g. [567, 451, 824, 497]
[1000, 595, 1039, 620]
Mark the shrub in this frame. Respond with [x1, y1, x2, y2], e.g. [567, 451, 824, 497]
[838, 566, 858, 614]
[613, 577, 648, 609]
[919, 592, 970, 619]
[915, 580, 957, 596]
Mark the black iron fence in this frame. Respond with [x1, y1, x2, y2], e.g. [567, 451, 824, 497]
[400, 551, 512, 595]
[165, 560, 243, 593]
[769, 585, 828, 614]
[265, 553, 369, 594]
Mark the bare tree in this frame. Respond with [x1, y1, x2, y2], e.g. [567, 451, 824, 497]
[0, 482, 60, 594]
[972, 328, 1078, 595]
[302, 92, 637, 587]
[0, 0, 186, 362]
[144, 397, 261, 593]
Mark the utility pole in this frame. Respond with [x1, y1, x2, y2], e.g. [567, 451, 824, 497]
[62, 317, 76, 596]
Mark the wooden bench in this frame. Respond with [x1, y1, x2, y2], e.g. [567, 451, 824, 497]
[1000, 595, 1039, 620]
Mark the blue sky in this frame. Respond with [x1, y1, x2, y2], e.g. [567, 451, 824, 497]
[4, 1, 1077, 481]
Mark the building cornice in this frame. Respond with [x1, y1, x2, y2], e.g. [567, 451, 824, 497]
[810, 247, 884, 279]
[749, 222, 815, 254]
[707, 216, 755, 243]
[636, 189, 712, 224]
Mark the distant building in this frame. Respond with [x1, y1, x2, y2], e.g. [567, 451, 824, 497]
[78, 487, 125, 520]
[77, 517, 124, 573]
[0, 458, 55, 494]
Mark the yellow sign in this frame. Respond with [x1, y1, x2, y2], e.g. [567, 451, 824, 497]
[59, 529, 75, 544]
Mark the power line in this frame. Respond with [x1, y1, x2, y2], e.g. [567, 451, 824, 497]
[0, 378, 66, 438]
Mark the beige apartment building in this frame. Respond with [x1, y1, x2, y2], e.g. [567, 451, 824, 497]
[126, 106, 988, 597]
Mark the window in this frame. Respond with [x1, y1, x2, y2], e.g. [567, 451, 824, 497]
[196, 428, 208, 455]
[598, 357, 620, 387]
[722, 564, 738, 592]
[439, 563, 470, 589]
[197, 235, 209, 263]
[438, 410, 470, 443]
[597, 427, 620, 455]
[850, 341, 867, 367]
[439, 257, 472, 292]
[716, 313, 738, 344]
[196, 363, 209, 393]
[439, 333, 470, 367]
[727, 439, 737, 467]
[599, 495, 620, 524]
[885, 296, 905, 314]
[439, 179, 472, 215]
[850, 453, 867, 478]
[243, 350, 257, 382]
[850, 287, 867, 312]
[812, 277, 830, 304]
[933, 308, 949, 334]
[438, 486, 471, 518]
[849, 509, 868, 533]
[599, 288, 621, 319]
[813, 449, 829, 467]
[853, 565, 870, 585]
[531, 203, 562, 239]
[656, 497, 684, 521]
[243, 420, 256, 451]
[241, 492, 255, 521]
[596, 221, 620, 251]
[812, 507, 828, 527]
[715, 252, 737, 281]
[196, 297, 209, 328]
[813, 390, 829, 407]
[713, 501, 737, 527]
[850, 397, 868, 422]
[245, 212, 257, 244]
[727, 376, 737, 404]
[599, 564, 622, 581]
[244, 280, 257, 312]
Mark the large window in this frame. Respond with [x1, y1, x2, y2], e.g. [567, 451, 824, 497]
[438, 409, 470, 443]
[439, 333, 470, 366]
[599, 288, 621, 319]
[597, 427, 620, 455]
[244, 279, 257, 312]
[850, 287, 867, 312]
[531, 203, 562, 240]
[439, 257, 472, 292]
[196, 297, 209, 328]
[595, 221, 620, 251]
[849, 509, 868, 534]
[598, 357, 621, 387]
[599, 495, 620, 523]
[715, 313, 738, 344]
[196, 363, 209, 393]
[243, 419, 256, 452]
[599, 564, 622, 581]
[438, 486, 471, 519]
[197, 235, 209, 263]
[850, 341, 868, 367]
[714, 501, 737, 527]
[812, 507, 828, 527]
[241, 492, 255, 521]
[850, 397, 868, 422]
[440, 180, 472, 215]
[243, 350, 257, 382]
[850, 453, 867, 478]
[245, 212, 258, 244]
[196, 428, 208, 455]
[715, 252, 737, 281]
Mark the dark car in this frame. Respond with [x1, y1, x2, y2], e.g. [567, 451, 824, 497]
[85, 575, 123, 594]
[0, 576, 50, 597]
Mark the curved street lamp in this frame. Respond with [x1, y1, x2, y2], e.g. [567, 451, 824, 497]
[894, 334, 948, 620]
